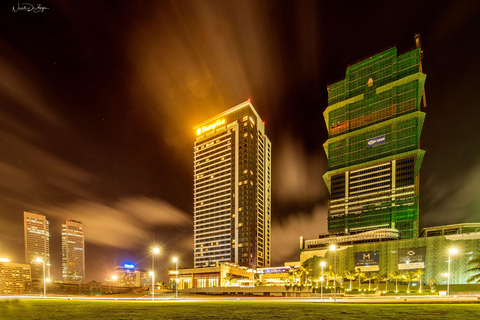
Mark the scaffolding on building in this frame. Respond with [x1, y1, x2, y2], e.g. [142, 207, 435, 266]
[323, 43, 426, 240]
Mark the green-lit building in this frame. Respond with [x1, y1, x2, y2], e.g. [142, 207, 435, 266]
[323, 37, 426, 239]
[300, 223, 480, 285]
[300, 37, 480, 287]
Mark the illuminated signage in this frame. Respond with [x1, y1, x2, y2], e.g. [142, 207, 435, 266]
[354, 252, 379, 267]
[368, 135, 386, 147]
[398, 247, 426, 270]
[123, 263, 135, 269]
[196, 119, 225, 135]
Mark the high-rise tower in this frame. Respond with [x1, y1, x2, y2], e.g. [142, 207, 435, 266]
[193, 101, 272, 268]
[24, 211, 51, 279]
[323, 38, 426, 239]
[62, 219, 85, 281]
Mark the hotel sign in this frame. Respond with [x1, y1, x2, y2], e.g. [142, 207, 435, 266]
[196, 119, 225, 135]
[368, 135, 386, 147]
[398, 247, 426, 270]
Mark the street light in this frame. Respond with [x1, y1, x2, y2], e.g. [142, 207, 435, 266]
[36, 258, 46, 299]
[173, 257, 178, 299]
[152, 247, 160, 302]
[320, 261, 326, 300]
[330, 245, 337, 302]
[447, 248, 458, 296]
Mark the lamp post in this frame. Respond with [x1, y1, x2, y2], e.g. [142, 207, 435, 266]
[330, 245, 337, 302]
[447, 248, 458, 296]
[112, 275, 117, 286]
[152, 247, 160, 302]
[36, 258, 46, 299]
[173, 257, 178, 299]
[320, 261, 326, 300]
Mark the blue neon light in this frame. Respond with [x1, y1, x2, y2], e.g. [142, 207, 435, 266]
[123, 263, 135, 269]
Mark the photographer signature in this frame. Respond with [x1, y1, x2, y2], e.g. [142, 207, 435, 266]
[12, 3, 48, 13]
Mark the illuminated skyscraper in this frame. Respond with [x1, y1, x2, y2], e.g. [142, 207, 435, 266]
[62, 219, 85, 281]
[24, 211, 50, 279]
[193, 101, 272, 268]
[323, 36, 426, 239]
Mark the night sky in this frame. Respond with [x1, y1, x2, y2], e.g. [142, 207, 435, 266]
[1, 1, 480, 282]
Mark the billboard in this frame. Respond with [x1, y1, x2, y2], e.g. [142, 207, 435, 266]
[355, 251, 379, 271]
[367, 135, 386, 147]
[398, 247, 426, 270]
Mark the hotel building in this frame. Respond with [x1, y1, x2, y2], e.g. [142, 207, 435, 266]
[323, 36, 426, 240]
[24, 211, 50, 279]
[193, 101, 271, 269]
[62, 219, 85, 281]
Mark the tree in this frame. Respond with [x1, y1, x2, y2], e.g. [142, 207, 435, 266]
[378, 274, 389, 292]
[223, 273, 236, 287]
[363, 273, 377, 290]
[427, 278, 435, 292]
[344, 270, 356, 291]
[326, 266, 334, 287]
[404, 271, 414, 292]
[355, 268, 365, 289]
[413, 269, 424, 292]
[389, 270, 403, 292]
[467, 255, 480, 284]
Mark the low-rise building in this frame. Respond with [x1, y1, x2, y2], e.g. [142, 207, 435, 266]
[0, 259, 31, 294]
[169, 262, 255, 289]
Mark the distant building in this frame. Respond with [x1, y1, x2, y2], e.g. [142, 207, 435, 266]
[62, 219, 85, 281]
[323, 38, 426, 239]
[0, 259, 31, 294]
[193, 101, 272, 269]
[109, 265, 150, 288]
[24, 211, 50, 279]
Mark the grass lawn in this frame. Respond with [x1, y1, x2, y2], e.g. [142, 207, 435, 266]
[1, 299, 480, 319]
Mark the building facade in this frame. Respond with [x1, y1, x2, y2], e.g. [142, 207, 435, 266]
[300, 223, 480, 285]
[62, 219, 85, 281]
[109, 265, 150, 288]
[24, 211, 51, 279]
[193, 101, 272, 269]
[323, 38, 426, 239]
[0, 259, 31, 294]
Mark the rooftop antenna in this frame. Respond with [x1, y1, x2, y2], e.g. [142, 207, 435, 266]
[415, 33, 427, 108]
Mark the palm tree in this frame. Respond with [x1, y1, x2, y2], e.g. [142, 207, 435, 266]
[378, 274, 389, 292]
[363, 273, 377, 290]
[413, 269, 424, 292]
[404, 271, 414, 292]
[223, 273, 236, 287]
[389, 270, 403, 292]
[344, 270, 356, 291]
[467, 255, 480, 283]
[355, 268, 365, 290]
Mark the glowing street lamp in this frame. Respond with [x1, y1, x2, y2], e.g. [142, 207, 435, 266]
[152, 247, 160, 302]
[320, 261, 326, 300]
[447, 248, 458, 296]
[330, 245, 337, 302]
[112, 275, 118, 286]
[36, 258, 46, 299]
[173, 257, 178, 299]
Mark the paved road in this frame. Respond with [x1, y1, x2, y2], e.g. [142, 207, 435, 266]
[4, 294, 479, 304]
